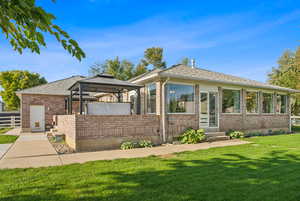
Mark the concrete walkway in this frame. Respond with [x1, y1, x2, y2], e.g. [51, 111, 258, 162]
[0, 132, 61, 169]
[4, 128, 21, 136]
[0, 132, 249, 169]
[0, 144, 12, 159]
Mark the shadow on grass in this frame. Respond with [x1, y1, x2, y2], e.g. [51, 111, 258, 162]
[1, 150, 300, 201]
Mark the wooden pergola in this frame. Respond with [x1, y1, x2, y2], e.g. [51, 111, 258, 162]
[68, 74, 142, 115]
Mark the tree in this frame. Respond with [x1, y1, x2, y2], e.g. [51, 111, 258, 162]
[142, 47, 166, 69]
[180, 57, 190, 66]
[0, 70, 47, 110]
[133, 62, 148, 77]
[268, 48, 300, 115]
[0, 0, 85, 60]
[88, 57, 136, 80]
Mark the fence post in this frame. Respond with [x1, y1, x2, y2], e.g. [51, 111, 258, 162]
[11, 116, 15, 128]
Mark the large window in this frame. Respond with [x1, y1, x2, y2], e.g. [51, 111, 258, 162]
[262, 93, 274, 113]
[146, 83, 156, 113]
[222, 89, 241, 113]
[276, 94, 287, 114]
[166, 83, 195, 113]
[246, 91, 259, 113]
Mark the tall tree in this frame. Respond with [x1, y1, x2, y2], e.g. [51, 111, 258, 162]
[180, 57, 190, 66]
[268, 48, 300, 115]
[133, 62, 148, 77]
[142, 47, 166, 69]
[0, 70, 47, 110]
[88, 57, 136, 80]
[0, 0, 85, 60]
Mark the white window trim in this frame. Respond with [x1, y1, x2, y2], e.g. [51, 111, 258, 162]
[276, 94, 288, 114]
[262, 92, 275, 114]
[246, 90, 259, 114]
[166, 82, 196, 114]
[145, 83, 156, 114]
[221, 88, 242, 114]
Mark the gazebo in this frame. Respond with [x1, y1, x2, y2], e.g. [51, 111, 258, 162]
[67, 74, 142, 115]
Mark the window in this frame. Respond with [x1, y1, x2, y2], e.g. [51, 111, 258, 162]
[276, 94, 287, 114]
[246, 91, 259, 113]
[146, 83, 156, 113]
[262, 93, 274, 113]
[166, 83, 195, 113]
[222, 89, 241, 113]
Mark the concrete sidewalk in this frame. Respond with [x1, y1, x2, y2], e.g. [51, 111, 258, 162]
[0, 133, 249, 169]
[0, 132, 61, 169]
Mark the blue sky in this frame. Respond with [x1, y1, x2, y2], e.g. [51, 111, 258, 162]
[1, 0, 300, 82]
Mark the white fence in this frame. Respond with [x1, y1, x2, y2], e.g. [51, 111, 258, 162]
[291, 116, 300, 126]
[0, 116, 21, 128]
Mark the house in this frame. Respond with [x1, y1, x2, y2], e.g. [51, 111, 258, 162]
[17, 64, 299, 151]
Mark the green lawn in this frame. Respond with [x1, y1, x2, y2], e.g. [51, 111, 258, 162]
[0, 135, 18, 144]
[1, 134, 300, 201]
[0, 128, 12, 134]
[0, 128, 17, 144]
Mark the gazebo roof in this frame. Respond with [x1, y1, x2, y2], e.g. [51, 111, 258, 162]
[68, 74, 142, 93]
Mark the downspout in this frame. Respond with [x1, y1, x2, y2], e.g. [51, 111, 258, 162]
[161, 77, 170, 143]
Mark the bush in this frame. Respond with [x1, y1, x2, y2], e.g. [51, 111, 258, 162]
[244, 132, 263, 138]
[120, 141, 135, 150]
[139, 140, 153, 148]
[229, 131, 245, 139]
[179, 128, 206, 144]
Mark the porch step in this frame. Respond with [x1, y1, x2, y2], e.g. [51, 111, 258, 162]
[205, 132, 226, 137]
[205, 132, 230, 142]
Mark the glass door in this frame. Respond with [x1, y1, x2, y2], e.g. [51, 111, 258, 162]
[200, 92, 218, 128]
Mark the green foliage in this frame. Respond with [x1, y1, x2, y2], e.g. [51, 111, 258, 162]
[179, 128, 206, 144]
[180, 57, 190, 66]
[0, 0, 85, 60]
[268, 48, 300, 115]
[139, 140, 153, 148]
[0, 70, 47, 110]
[0, 135, 18, 144]
[0, 128, 12, 135]
[229, 131, 245, 139]
[142, 47, 166, 69]
[120, 141, 136, 150]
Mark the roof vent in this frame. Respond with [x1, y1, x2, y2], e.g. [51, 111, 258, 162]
[191, 59, 196, 68]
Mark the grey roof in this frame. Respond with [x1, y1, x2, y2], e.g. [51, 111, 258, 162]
[17, 76, 86, 95]
[134, 64, 299, 93]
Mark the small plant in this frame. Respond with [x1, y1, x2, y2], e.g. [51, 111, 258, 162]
[229, 131, 245, 139]
[179, 128, 206, 144]
[139, 140, 153, 148]
[120, 141, 135, 150]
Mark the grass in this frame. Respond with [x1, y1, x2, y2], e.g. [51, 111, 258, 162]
[0, 128, 12, 135]
[0, 128, 17, 144]
[1, 134, 300, 201]
[0, 135, 18, 144]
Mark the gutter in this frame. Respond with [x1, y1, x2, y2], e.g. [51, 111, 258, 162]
[161, 77, 170, 143]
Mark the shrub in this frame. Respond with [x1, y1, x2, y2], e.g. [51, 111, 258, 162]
[244, 132, 263, 138]
[179, 128, 206, 144]
[139, 140, 153, 148]
[229, 131, 245, 139]
[120, 141, 135, 150]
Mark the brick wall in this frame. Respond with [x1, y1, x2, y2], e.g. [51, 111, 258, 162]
[56, 115, 76, 150]
[56, 114, 161, 151]
[21, 94, 81, 132]
[167, 114, 198, 140]
[21, 94, 66, 131]
[219, 114, 290, 132]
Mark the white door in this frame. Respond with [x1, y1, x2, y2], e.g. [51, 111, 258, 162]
[30, 105, 45, 132]
[200, 92, 219, 128]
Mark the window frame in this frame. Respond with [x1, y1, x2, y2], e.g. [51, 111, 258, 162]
[276, 93, 288, 114]
[145, 83, 156, 114]
[166, 82, 196, 114]
[221, 88, 242, 114]
[245, 90, 259, 114]
[262, 92, 275, 114]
